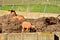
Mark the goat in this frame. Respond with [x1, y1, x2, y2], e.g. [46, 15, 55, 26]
[8, 10, 24, 22]
[22, 21, 31, 32]
[22, 21, 36, 32]
[8, 10, 17, 16]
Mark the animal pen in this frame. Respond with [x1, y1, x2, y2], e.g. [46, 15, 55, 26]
[0, 0, 60, 40]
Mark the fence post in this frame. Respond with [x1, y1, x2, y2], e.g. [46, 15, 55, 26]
[37, 32, 54, 40]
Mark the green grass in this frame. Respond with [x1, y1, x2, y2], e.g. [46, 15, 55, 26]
[0, 4, 60, 13]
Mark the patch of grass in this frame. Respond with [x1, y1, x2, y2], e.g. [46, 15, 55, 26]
[0, 4, 60, 13]
[30, 4, 45, 12]
[1, 5, 12, 10]
[0, 5, 28, 12]
[30, 4, 60, 13]
[46, 4, 60, 13]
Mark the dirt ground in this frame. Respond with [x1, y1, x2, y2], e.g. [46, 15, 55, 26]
[0, 10, 60, 33]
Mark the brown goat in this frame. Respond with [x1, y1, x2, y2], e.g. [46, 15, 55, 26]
[22, 21, 31, 32]
[8, 10, 24, 21]
[13, 15, 24, 21]
[22, 21, 36, 32]
[8, 10, 17, 16]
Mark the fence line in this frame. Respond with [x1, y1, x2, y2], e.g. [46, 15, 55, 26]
[0, 32, 54, 40]
[0, 0, 60, 5]
[0, 32, 60, 40]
